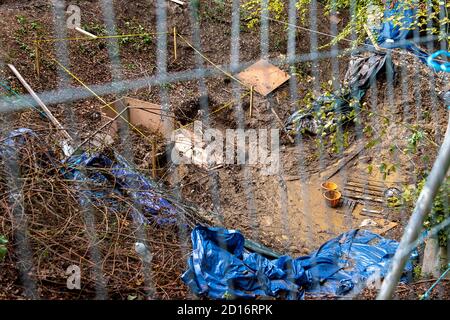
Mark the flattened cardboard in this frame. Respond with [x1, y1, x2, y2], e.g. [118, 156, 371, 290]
[101, 97, 164, 135]
[236, 59, 290, 96]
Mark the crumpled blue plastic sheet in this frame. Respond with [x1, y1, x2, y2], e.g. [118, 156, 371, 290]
[182, 226, 417, 299]
[0, 128, 177, 225]
[0, 128, 36, 159]
[62, 151, 178, 225]
[374, 0, 429, 62]
[286, 0, 430, 136]
[285, 53, 389, 135]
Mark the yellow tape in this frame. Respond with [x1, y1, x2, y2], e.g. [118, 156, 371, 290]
[35, 31, 170, 43]
[176, 33, 249, 88]
[34, 38, 251, 146]
[34, 41, 151, 142]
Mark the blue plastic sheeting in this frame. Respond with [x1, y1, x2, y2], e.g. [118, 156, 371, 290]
[286, 0, 431, 136]
[182, 226, 417, 299]
[285, 53, 390, 135]
[0, 128, 177, 225]
[374, 0, 429, 62]
[0, 128, 35, 159]
[427, 50, 450, 73]
[182, 226, 308, 300]
[63, 151, 178, 225]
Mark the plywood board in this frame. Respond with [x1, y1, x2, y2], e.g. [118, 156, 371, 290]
[236, 59, 290, 96]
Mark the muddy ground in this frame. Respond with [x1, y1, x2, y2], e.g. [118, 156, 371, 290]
[0, 0, 449, 299]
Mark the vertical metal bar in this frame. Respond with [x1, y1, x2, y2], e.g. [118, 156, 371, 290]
[100, 0, 157, 299]
[188, 0, 224, 220]
[157, 0, 193, 299]
[229, 0, 258, 241]
[309, 0, 329, 244]
[51, 0, 78, 139]
[425, 0, 441, 143]
[0, 123, 38, 300]
[260, 0, 291, 278]
[0, 40, 38, 298]
[51, 0, 108, 299]
[329, 0, 343, 234]
[260, 0, 269, 58]
[283, 0, 300, 298]
[413, 27, 423, 125]
[398, 30, 412, 230]
[439, 1, 449, 52]
[101, 0, 133, 157]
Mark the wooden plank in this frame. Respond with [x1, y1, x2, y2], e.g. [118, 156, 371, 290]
[8, 64, 72, 141]
[344, 186, 384, 197]
[125, 97, 163, 133]
[346, 181, 386, 192]
[169, 0, 185, 5]
[324, 144, 365, 181]
[74, 27, 98, 39]
[102, 97, 164, 135]
[342, 193, 384, 203]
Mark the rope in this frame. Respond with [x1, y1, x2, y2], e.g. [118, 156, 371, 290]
[32, 41, 251, 149]
[420, 264, 450, 300]
[34, 41, 156, 144]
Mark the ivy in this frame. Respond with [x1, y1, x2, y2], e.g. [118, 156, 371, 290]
[0, 235, 7, 261]
[394, 176, 450, 246]
[241, 0, 285, 29]
[241, 0, 450, 47]
[422, 176, 450, 246]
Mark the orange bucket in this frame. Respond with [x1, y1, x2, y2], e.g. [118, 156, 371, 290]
[321, 181, 338, 192]
[323, 190, 342, 208]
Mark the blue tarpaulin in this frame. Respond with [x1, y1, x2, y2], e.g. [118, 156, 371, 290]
[374, 0, 429, 62]
[0, 128, 177, 225]
[182, 226, 417, 299]
[63, 151, 177, 225]
[285, 0, 430, 136]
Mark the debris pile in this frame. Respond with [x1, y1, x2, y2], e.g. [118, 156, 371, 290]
[0, 128, 215, 299]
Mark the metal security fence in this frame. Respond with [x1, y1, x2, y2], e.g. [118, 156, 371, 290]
[0, 0, 448, 300]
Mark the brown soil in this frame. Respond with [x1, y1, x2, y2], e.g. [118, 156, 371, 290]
[0, 0, 448, 300]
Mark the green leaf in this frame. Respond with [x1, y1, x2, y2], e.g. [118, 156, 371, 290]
[0, 247, 6, 260]
[365, 138, 381, 149]
[0, 235, 7, 245]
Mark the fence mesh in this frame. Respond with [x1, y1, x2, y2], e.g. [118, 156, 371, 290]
[0, 0, 449, 300]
